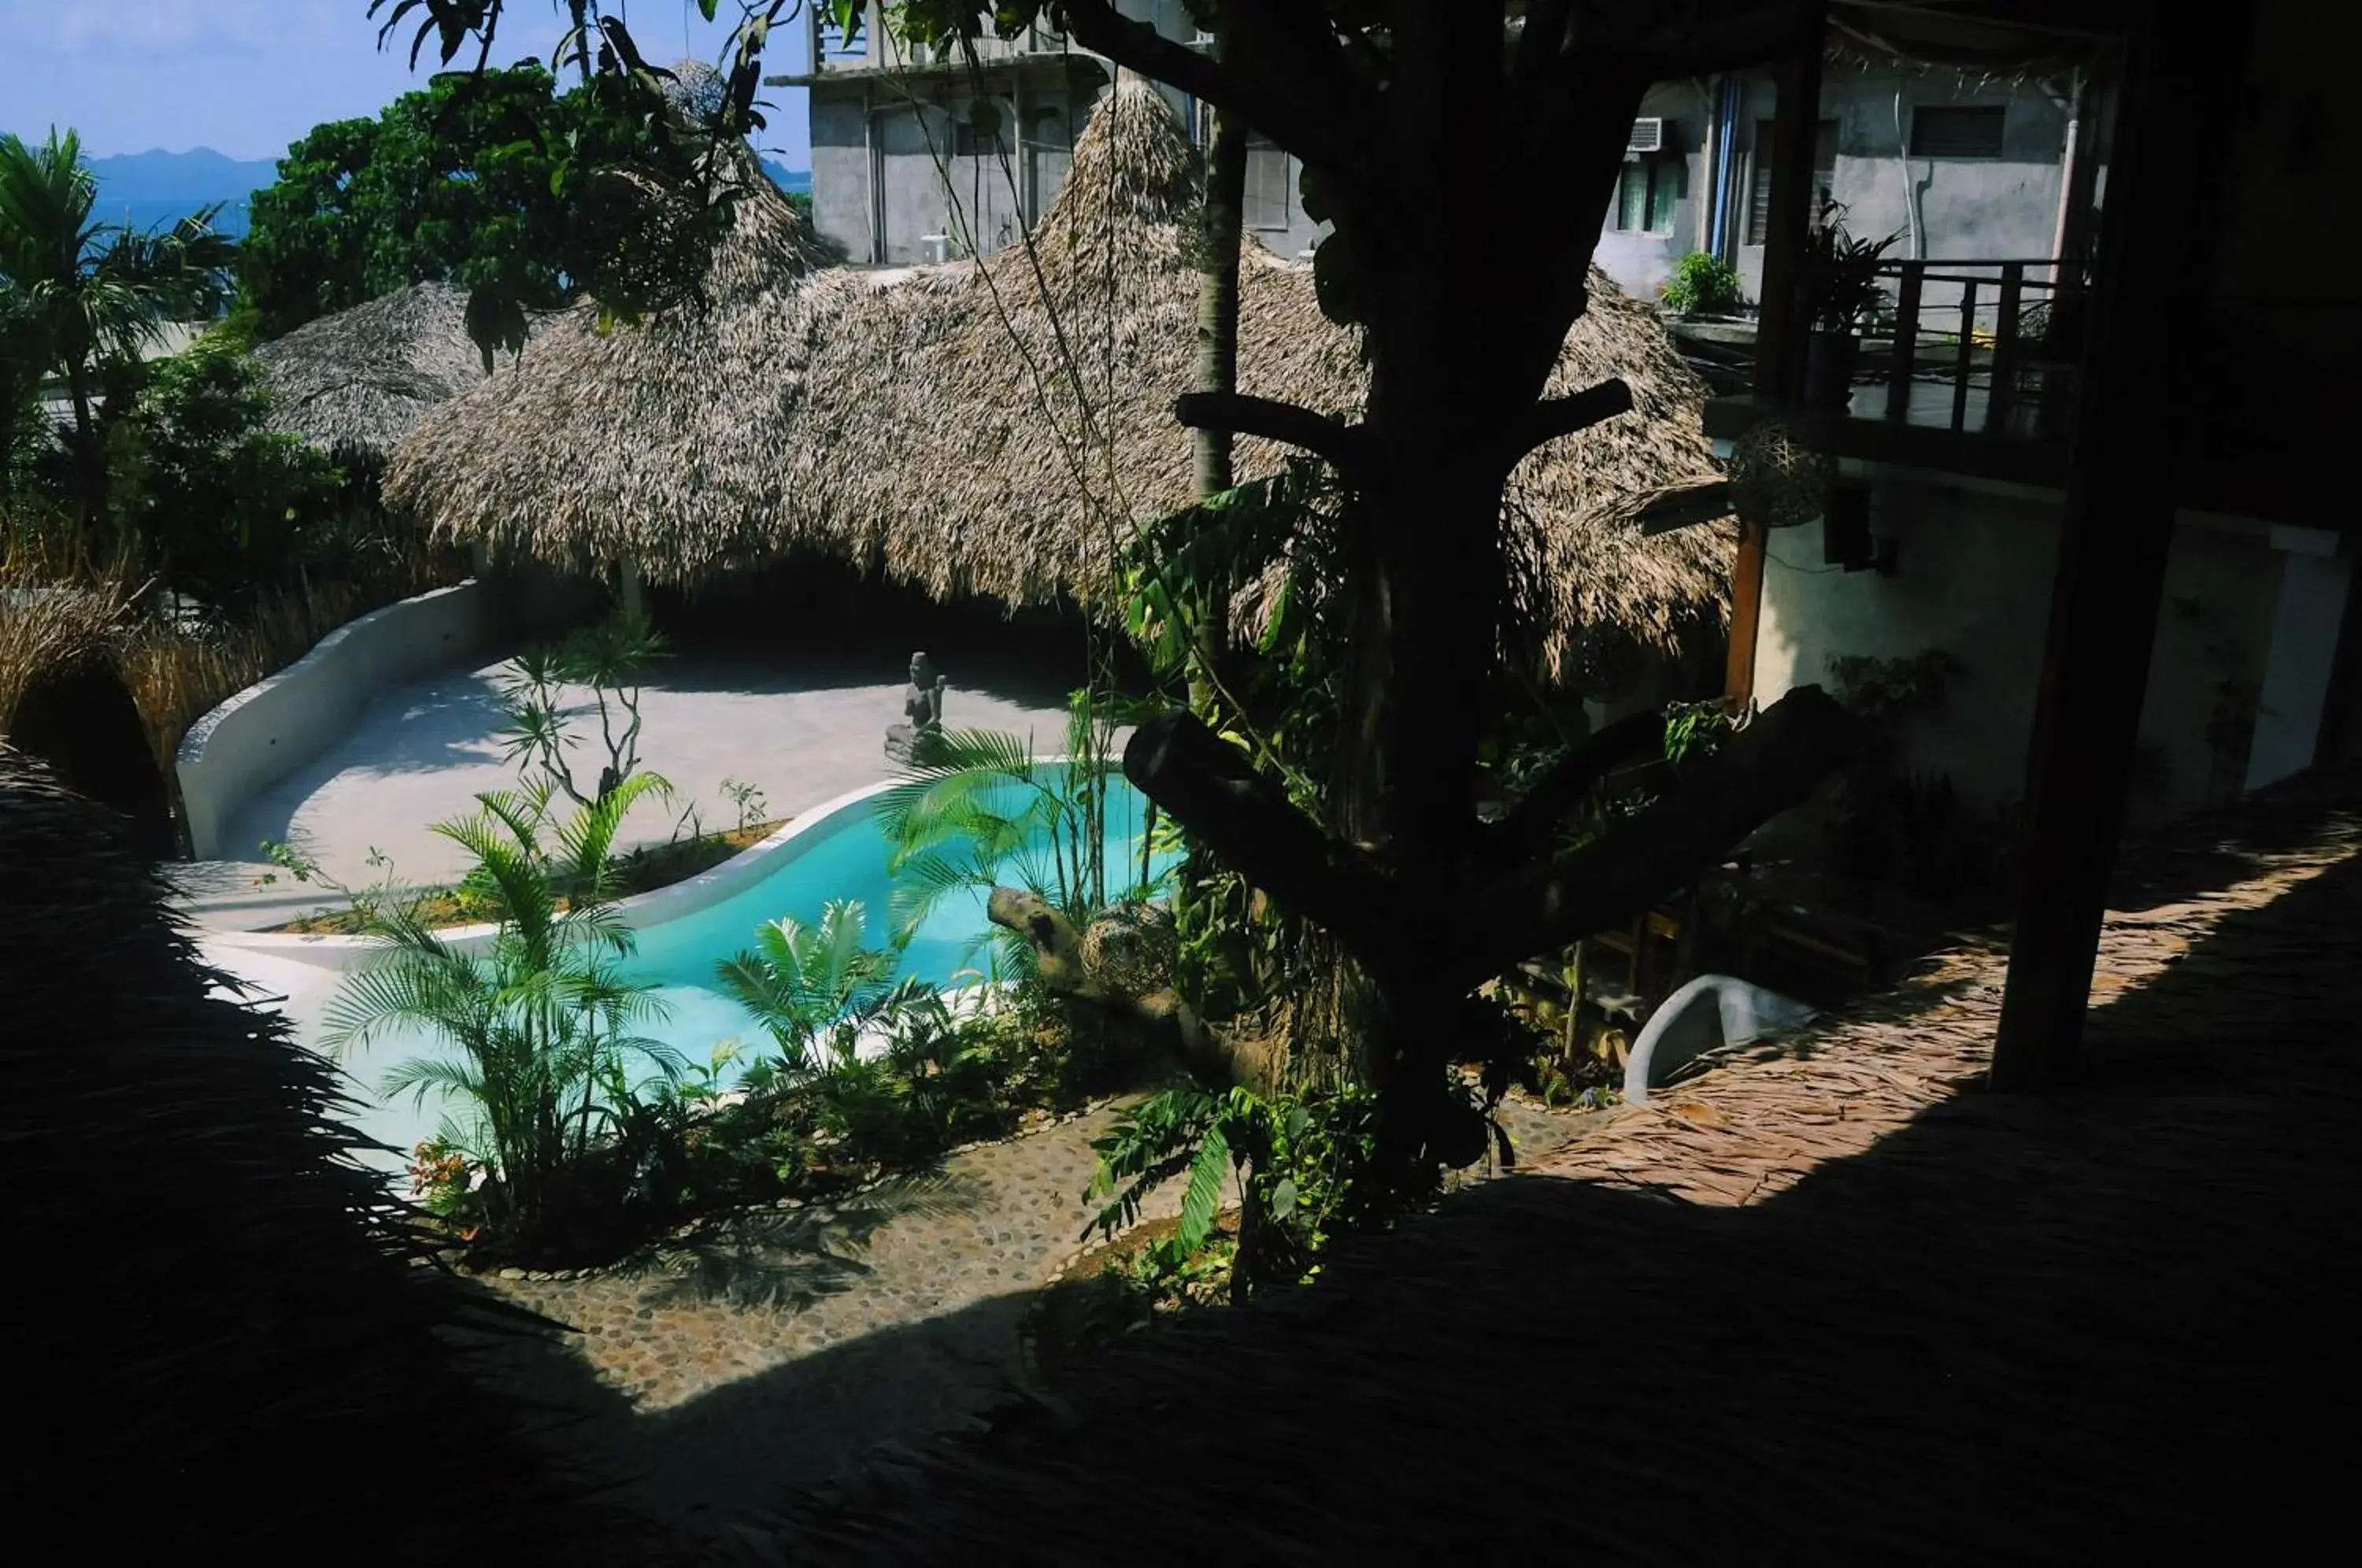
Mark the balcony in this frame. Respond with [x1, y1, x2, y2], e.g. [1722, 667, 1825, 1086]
[1702, 256, 2090, 491]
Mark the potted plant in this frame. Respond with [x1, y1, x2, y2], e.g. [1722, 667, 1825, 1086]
[1801, 216, 1902, 411]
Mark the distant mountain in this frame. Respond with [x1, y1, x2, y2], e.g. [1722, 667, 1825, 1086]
[761, 160, 813, 195]
[82, 148, 276, 239]
[83, 147, 278, 201]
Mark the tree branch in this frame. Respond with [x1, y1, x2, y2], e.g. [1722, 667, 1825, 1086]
[1508, 378, 1634, 465]
[1130, 681, 1850, 1011]
[1446, 686, 1859, 989]
[1579, 0, 1827, 80]
[1636, 481, 1738, 535]
[1515, 0, 1576, 80]
[986, 887, 1281, 1094]
[1479, 705, 1670, 870]
[1174, 392, 1368, 478]
[1120, 710, 1405, 966]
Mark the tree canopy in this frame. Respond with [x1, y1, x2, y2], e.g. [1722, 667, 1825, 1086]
[238, 62, 656, 344]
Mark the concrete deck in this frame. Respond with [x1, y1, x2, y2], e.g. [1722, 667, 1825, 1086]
[170, 649, 1077, 933]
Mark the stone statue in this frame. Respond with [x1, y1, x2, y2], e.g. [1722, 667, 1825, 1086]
[885, 650, 948, 764]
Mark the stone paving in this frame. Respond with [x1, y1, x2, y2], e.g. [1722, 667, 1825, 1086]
[172, 648, 1075, 932]
[450, 1090, 1601, 1542]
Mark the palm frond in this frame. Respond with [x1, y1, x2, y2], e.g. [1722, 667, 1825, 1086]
[1177, 1120, 1233, 1256]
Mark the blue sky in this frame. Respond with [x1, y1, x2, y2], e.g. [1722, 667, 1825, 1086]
[0, 0, 813, 167]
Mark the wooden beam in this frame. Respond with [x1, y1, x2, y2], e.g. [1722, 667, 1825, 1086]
[1990, 0, 2261, 1092]
[1752, 4, 1830, 402]
[1725, 515, 1770, 708]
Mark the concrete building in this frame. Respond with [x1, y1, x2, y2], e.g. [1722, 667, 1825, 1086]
[1597, 57, 2097, 309]
[1708, 0, 2358, 845]
[790, 2, 1323, 267]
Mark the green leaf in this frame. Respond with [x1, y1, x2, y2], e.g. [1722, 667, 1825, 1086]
[1269, 1175, 1298, 1219]
[1177, 1121, 1231, 1256]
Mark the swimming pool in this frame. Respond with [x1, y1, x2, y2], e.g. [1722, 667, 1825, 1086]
[242, 769, 1175, 1166]
[623, 771, 1172, 1067]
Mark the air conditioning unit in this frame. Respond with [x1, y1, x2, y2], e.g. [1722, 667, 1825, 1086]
[920, 234, 952, 265]
[1627, 117, 1665, 154]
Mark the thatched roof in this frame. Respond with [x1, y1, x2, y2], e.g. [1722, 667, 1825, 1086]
[391, 83, 1734, 672]
[254, 281, 538, 462]
[0, 752, 652, 1559]
[387, 157, 833, 574]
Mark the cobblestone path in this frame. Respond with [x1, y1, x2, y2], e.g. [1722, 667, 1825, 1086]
[457, 1094, 1597, 1542]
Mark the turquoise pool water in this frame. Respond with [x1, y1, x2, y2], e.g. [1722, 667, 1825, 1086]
[318, 772, 1173, 1162]
[624, 774, 1172, 1064]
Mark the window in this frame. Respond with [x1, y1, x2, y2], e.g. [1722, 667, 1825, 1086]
[953, 107, 1010, 160]
[1747, 117, 1836, 246]
[1908, 105, 2007, 158]
[817, 14, 865, 61]
[1245, 135, 1291, 231]
[1613, 153, 1683, 234]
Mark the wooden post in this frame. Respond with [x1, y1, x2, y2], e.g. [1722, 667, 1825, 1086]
[617, 560, 644, 621]
[1752, 4, 1828, 402]
[1990, 0, 2260, 1093]
[1725, 515, 1768, 710]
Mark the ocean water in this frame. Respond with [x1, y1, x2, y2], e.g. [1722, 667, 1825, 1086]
[97, 198, 252, 238]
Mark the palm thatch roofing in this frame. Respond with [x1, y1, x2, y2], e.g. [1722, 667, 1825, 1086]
[390, 83, 1734, 677]
[254, 280, 543, 463]
[755, 767, 2362, 1563]
[386, 157, 834, 576]
[0, 750, 654, 1560]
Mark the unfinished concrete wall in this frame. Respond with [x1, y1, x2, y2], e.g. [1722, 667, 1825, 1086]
[1722, 64, 2072, 312]
[1594, 81, 1716, 302]
[810, 90, 872, 262]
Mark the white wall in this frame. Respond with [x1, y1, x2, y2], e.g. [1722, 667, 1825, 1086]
[177, 582, 501, 860]
[1751, 479, 2290, 832]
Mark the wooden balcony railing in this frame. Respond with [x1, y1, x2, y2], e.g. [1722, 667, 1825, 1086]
[1867, 257, 2094, 442]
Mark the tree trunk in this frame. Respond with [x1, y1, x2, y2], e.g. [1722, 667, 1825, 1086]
[1190, 102, 1248, 716]
[1316, 13, 1649, 1179]
[65, 356, 105, 521]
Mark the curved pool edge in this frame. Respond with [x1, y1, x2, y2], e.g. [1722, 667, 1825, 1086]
[202, 775, 909, 974]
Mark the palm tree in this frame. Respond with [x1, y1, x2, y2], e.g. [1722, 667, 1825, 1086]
[875, 693, 1164, 966]
[320, 771, 681, 1254]
[0, 128, 237, 508]
[715, 897, 920, 1075]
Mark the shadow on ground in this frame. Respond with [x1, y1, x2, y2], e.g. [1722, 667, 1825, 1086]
[425, 774, 2362, 1562]
[752, 786, 2361, 1564]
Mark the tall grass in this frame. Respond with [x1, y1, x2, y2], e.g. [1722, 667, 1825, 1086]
[0, 527, 136, 727]
[4, 499, 463, 787]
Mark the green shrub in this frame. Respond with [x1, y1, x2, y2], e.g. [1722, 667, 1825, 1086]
[1660, 250, 1745, 316]
[1086, 1076, 1438, 1307]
